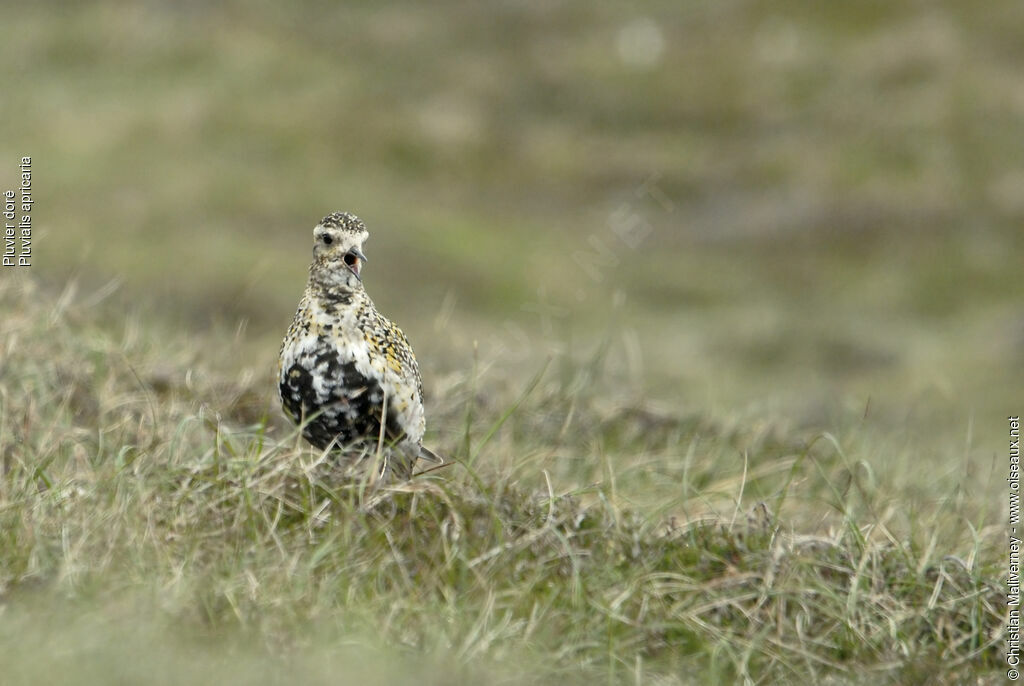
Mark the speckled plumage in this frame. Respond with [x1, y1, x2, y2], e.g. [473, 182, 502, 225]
[278, 212, 439, 479]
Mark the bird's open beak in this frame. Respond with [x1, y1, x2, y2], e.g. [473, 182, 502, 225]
[346, 248, 368, 281]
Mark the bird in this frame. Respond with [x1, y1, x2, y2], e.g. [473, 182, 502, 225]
[278, 211, 442, 480]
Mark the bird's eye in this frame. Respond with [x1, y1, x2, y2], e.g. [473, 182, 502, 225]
[321, 234, 333, 245]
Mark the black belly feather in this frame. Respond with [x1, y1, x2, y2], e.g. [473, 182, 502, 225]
[280, 356, 408, 452]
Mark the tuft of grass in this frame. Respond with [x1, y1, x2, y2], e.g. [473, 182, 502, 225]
[0, 277, 1007, 684]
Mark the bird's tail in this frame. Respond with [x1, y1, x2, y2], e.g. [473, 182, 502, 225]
[418, 445, 445, 464]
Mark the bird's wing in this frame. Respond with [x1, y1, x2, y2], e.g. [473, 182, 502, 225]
[376, 313, 424, 405]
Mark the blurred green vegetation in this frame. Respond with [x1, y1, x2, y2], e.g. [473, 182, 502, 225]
[0, 0, 1019, 482]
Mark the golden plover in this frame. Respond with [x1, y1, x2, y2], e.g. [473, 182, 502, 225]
[278, 211, 441, 479]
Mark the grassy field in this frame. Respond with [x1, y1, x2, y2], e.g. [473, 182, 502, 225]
[1, 1, 1021, 683]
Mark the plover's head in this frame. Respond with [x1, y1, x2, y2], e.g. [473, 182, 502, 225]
[310, 211, 369, 287]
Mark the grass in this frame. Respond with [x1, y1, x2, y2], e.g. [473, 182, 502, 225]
[0, 275, 1006, 684]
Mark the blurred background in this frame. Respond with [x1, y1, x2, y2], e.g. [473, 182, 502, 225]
[1, 1, 1021, 463]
